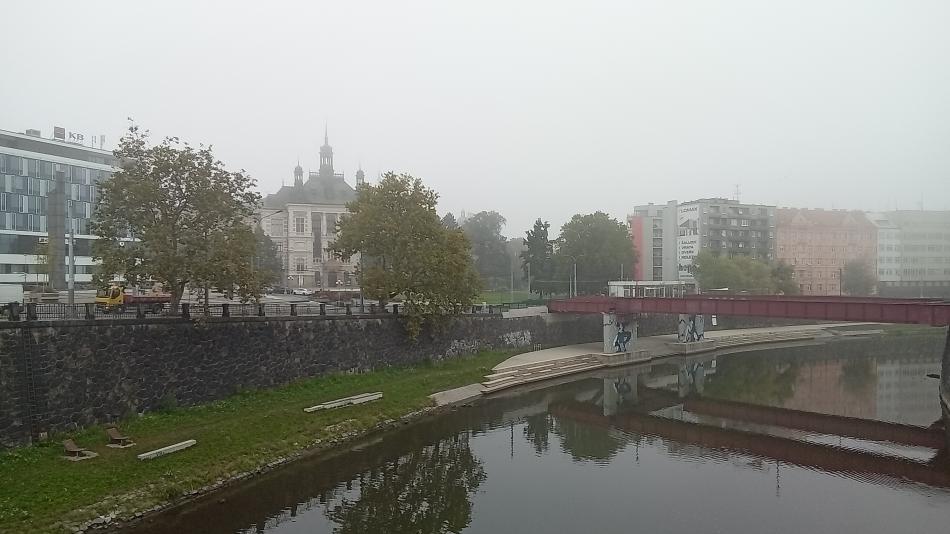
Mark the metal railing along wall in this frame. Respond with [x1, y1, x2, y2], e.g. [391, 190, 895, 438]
[0, 301, 521, 321]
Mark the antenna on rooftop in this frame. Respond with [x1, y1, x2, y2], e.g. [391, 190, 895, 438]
[733, 184, 741, 203]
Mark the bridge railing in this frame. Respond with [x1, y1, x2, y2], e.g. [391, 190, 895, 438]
[547, 294, 950, 326]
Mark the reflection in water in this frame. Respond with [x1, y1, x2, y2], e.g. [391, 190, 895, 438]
[553, 416, 625, 463]
[124, 332, 950, 534]
[324, 434, 485, 534]
[703, 356, 800, 405]
[522, 414, 552, 455]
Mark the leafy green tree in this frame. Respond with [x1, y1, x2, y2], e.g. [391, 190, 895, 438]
[440, 212, 459, 230]
[554, 212, 635, 295]
[91, 125, 261, 312]
[193, 224, 271, 306]
[461, 211, 510, 288]
[521, 218, 556, 297]
[330, 172, 481, 337]
[771, 261, 800, 295]
[692, 251, 775, 294]
[253, 226, 282, 286]
[841, 258, 876, 296]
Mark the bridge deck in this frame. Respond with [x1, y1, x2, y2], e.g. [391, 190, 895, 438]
[549, 295, 950, 326]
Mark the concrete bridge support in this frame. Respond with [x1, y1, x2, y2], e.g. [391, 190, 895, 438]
[677, 314, 705, 343]
[602, 313, 636, 354]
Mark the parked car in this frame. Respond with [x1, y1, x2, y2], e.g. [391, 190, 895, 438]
[291, 288, 315, 296]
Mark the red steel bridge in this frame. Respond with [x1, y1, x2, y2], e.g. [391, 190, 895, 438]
[548, 294, 950, 326]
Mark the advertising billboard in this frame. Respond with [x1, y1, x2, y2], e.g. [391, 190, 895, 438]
[676, 205, 700, 279]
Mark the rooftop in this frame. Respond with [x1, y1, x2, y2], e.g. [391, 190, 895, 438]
[262, 173, 356, 208]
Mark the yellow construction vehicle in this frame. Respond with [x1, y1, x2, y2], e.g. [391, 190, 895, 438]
[95, 285, 170, 313]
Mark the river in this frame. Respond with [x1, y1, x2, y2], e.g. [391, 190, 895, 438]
[124, 331, 950, 534]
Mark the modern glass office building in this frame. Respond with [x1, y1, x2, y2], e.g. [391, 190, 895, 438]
[0, 128, 115, 286]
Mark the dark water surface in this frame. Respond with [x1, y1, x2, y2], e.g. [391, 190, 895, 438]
[125, 333, 950, 534]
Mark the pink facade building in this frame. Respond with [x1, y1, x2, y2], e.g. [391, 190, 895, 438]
[776, 209, 877, 296]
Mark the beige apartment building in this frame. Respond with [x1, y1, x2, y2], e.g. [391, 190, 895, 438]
[776, 208, 877, 295]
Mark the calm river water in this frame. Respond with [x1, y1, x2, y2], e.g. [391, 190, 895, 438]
[125, 332, 950, 534]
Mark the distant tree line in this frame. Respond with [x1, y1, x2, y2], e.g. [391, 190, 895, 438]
[442, 210, 636, 299]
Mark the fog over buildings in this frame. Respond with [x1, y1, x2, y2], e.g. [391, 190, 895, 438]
[3, 0, 949, 234]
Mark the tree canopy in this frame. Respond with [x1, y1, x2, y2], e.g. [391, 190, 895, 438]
[692, 252, 800, 294]
[440, 212, 459, 230]
[461, 211, 510, 288]
[521, 218, 556, 297]
[253, 226, 282, 287]
[554, 212, 635, 295]
[91, 125, 263, 311]
[841, 258, 876, 296]
[330, 172, 481, 336]
[771, 261, 800, 295]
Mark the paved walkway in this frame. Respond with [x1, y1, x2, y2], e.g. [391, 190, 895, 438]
[493, 322, 881, 371]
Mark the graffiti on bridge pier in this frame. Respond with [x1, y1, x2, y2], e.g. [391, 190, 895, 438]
[678, 314, 705, 343]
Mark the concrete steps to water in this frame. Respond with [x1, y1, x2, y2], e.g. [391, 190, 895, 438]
[480, 328, 830, 396]
[482, 355, 604, 393]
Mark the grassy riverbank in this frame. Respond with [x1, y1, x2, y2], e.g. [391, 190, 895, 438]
[0, 350, 513, 533]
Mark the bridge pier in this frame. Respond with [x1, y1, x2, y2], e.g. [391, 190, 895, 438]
[603, 313, 636, 354]
[677, 314, 705, 343]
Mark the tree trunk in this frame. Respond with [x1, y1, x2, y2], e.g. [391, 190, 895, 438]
[170, 288, 182, 316]
[204, 285, 210, 316]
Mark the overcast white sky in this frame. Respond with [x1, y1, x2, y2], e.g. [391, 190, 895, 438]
[4, 1, 949, 237]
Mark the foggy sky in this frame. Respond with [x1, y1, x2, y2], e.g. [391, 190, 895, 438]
[4, 1, 949, 237]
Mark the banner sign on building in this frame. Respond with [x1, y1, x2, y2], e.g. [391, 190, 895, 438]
[677, 205, 700, 279]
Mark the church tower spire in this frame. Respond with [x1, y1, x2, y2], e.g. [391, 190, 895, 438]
[319, 124, 334, 177]
[356, 162, 365, 187]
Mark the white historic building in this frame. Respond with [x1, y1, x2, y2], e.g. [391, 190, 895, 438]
[257, 130, 364, 290]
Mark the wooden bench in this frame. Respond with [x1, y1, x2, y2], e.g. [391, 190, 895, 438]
[106, 426, 135, 448]
[63, 439, 98, 461]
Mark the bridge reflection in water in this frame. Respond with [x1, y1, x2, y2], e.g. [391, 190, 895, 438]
[125, 333, 950, 534]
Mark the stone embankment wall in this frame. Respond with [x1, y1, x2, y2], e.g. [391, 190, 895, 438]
[0, 313, 600, 446]
[0, 310, 848, 447]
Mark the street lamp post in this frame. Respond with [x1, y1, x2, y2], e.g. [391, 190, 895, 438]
[572, 260, 577, 297]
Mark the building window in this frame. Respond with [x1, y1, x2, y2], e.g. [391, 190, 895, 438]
[295, 258, 306, 272]
[295, 217, 305, 233]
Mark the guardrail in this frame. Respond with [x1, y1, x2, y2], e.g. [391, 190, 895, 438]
[0, 301, 519, 322]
